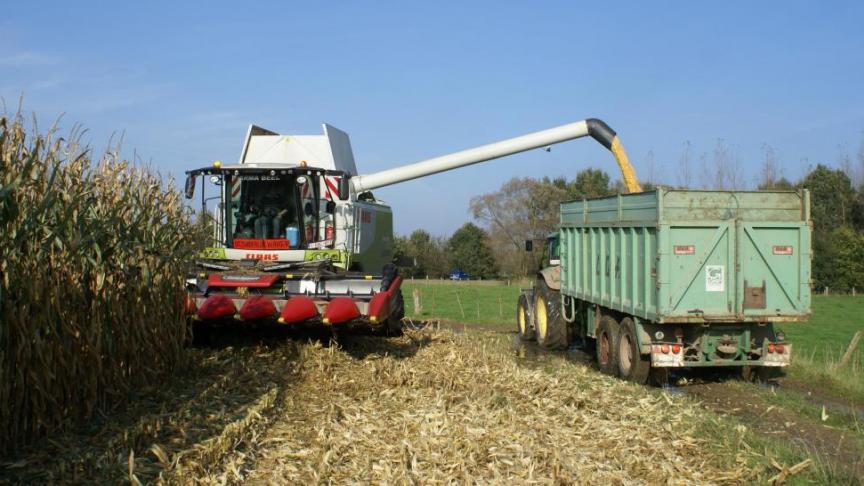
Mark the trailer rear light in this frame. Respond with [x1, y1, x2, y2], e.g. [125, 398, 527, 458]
[661, 344, 670, 354]
[197, 295, 236, 321]
[278, 295, 318, 324]
[239, 295, 277, 320]
[775, 344, 785, 354]
[672, 344, 681, 354]
[767, 343, 776, 354]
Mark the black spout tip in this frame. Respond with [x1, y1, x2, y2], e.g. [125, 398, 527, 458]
[586, 118, 616, 150]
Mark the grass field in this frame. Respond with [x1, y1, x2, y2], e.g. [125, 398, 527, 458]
[402, 279, 522, 326]
[403, 280, 864, 399]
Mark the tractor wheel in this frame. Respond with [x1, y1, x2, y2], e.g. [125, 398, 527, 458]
[595, 315, 620, 376]
[534, 280, 569, 350]
[516, 293, 536, 341]
[616, 317, 651, 384]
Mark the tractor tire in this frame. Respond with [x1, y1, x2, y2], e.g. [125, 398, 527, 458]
[534, 280, 569, 350]
[616, 317, 651, 384]
[516, 293, 536, 341]
[595, 315, 620, 376]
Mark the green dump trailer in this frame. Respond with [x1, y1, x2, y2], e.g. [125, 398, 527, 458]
[516, 188, 811, 384]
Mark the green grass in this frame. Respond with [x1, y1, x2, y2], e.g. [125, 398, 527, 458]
[402, 280, 521, 327]
[404, 281, 864, 402]
[778, 295, 864, 403]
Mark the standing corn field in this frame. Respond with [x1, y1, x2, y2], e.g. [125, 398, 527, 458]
[0, 114, 200, 453]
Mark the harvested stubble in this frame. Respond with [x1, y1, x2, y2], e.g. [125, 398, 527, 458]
[0, 114, 201, 453]
[242, 330, 762, 484]
[3, 329, 784, 484]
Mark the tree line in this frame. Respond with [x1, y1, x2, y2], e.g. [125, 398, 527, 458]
[396, 138, 864, 290]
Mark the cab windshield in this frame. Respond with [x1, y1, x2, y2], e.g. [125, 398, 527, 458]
[223, 172, 334, 249]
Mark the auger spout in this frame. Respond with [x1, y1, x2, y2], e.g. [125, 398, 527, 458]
[349, 118, 642, 194]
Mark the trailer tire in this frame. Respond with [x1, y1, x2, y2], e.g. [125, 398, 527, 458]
[516, 293, 536, 341]
[534, 280, 569, 350]
[616, 317, 651, 384]
[596, 316, 619, 376]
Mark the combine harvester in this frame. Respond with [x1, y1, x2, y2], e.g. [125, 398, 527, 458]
[184, 119, 636, 334]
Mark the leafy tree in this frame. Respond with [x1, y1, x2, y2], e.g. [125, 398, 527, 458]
[568, 169, 612, 198]
[394, 229, 448, 278]
[447, 223, 496, 279]
[824, 226, 864, 290]
[799, 165, 860, 289]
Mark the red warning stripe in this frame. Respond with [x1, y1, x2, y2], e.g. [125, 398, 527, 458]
[325, 177, 339, 200]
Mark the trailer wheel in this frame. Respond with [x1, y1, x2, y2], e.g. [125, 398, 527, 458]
[616, 317, 651, 384]
[535, 280, 569, 350]
[516, 293, 536, 341]
[596, 316, 619, 376]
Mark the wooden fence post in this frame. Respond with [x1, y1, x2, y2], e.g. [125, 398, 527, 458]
[412, 288, 422, 315]
[837, 330, 862, 370]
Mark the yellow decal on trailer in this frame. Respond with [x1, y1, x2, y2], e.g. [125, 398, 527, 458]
[200, 247, 227, 260]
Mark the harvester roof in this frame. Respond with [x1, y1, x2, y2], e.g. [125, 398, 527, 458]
[238, 123, 357, 175]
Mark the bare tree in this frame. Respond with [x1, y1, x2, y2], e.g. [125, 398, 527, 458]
[759, 143, 779, 188]
[677, 140, 692, 188]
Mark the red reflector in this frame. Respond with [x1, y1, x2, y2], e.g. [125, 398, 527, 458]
[197, 295, 236, 320]
[661, 344, 670, 354]
[323, 297, 361, 325]
[239, 295, 277, 320]
[279, 295, 319, 323]
[673, 245, 695, 255]
[767, 343, 776, 353]
[772, 245, 793, 255]
[775, 344, 785, 354]
[672, 344, 681, 354]
[233, 238, 290, 250]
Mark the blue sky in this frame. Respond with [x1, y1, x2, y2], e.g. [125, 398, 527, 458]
[2, 1, 863, 235]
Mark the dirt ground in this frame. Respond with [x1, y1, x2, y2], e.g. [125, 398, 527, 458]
[0, 325, 859, 484]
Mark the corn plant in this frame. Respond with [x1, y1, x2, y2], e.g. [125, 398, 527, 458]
[0, 113, 200, 453]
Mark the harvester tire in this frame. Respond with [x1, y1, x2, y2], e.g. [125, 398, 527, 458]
[616, 317, 650, 384]
[516, 293, 536, 341]
[380, 263, 404, 336]
[534, 280, 569, 350]
[596, 316, 620, 376]
[384, 290, 405, 336]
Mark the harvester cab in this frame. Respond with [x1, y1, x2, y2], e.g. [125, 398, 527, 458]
[184, 117, 642, 332]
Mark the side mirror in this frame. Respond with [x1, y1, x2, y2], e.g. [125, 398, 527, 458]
[338, 176, 350, 200]
[524, 240, 533, 252]
[184, 174, 196, 199]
